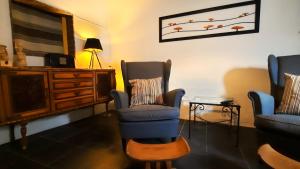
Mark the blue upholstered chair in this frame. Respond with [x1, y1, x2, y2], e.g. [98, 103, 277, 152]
[111, 60, 185, 147]
[248, 55, 300, 135]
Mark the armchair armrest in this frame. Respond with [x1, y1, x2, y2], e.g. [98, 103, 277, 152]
[248, 91, 275, 116]
[110, 90, 129, 109]
[165, 89, 185, 108]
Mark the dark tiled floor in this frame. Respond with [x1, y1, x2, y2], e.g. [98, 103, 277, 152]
[0, 111, 299, 169]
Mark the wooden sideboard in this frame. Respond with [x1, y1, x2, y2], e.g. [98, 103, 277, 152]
[0, 67, 116, 149]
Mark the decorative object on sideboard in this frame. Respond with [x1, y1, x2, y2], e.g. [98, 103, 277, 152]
[14, 39, 27, 67]
[159, 0, 260, 42]
[84, 38, 103, 69]
[44, 53, 75, 68]
[0, 44, 9, 66]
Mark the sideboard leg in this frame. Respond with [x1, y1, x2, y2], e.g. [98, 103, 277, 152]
[92, 105, 96, 116]
[9, 125, 15, 142]
[105, 102, 109, 113]
[105, 102, 111, 117]
[20, 122, 28, 150]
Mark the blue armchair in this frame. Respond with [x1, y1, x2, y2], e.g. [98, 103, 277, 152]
[111, 60, 185, 147]
[248, 55, 300, 135]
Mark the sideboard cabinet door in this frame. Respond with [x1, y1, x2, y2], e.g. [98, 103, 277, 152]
[0, 71, 50, 120]
[95, 70, 116, 103]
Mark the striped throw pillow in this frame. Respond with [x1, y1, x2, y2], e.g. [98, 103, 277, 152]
[277, 73, 300, 115]
[129, 77, 164, 106]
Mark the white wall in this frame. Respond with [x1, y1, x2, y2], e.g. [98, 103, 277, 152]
[105, 0, 300, 126]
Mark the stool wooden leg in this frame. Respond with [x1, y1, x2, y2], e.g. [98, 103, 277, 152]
[166, 160, 172, 169]
[155, 161, 160, 169]
[145, 161, 151, 169]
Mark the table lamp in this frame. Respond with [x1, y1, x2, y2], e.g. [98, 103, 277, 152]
[84, 38, 103, 69]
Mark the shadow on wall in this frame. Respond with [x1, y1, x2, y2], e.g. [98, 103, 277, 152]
[223, 68, 270, 127]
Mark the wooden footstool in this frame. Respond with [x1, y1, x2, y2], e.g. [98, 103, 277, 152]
[126, 137, 191, 169]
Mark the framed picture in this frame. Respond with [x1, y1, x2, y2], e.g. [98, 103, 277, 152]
[10, 0, 75, 57]
[159, 0, 261, 42]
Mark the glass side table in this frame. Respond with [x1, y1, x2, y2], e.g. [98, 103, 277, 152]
[188, 96, 241, 146]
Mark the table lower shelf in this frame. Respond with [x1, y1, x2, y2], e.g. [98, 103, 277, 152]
[188, 102, 241, 146]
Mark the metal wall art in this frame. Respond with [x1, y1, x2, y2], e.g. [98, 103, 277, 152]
[159, 0, 260, 42]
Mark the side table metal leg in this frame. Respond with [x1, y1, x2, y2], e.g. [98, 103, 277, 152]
[193, 107, 196, 125]
[195, 105, 197, 126]
[105, 102, 111, 117]
[227, 108, 233, 135]
[188, 103, 191, 139]
[230, 110, 233, 126]
[236, 106, 241, 147]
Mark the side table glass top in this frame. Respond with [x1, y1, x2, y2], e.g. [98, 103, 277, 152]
[190, 96, 234, 105]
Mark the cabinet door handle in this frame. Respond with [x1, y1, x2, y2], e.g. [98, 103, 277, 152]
[74, 73, 79, 78]
[75, 83, 80, 87]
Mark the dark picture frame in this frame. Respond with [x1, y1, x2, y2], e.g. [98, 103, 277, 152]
[9, 0, 75, 57]
[159, 0, 261, 42]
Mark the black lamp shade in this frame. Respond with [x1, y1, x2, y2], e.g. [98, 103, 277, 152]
[84, 38, 103, 51]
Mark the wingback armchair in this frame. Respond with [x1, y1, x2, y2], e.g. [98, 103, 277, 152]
[111, 60, 185, 147]
[248, 55, 300, 135]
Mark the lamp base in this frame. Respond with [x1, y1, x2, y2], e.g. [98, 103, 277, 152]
[89, 50, 102, 69]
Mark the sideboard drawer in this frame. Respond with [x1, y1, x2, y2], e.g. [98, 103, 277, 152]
[53, 81, 93, 90]
[53, 72, 94, 79]
[54, 89, 94, 100]
[55, 97, 94, 110]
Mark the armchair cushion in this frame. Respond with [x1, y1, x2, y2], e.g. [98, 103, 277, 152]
[277, 73, 300, 115]
[129, 77, 164, 106]
[255, 114, 300, 135]
[118, 105, 179, 122]
[256, 114, 300, 126]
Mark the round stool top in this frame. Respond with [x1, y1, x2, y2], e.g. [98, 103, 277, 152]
[126, 137, 190, 161]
